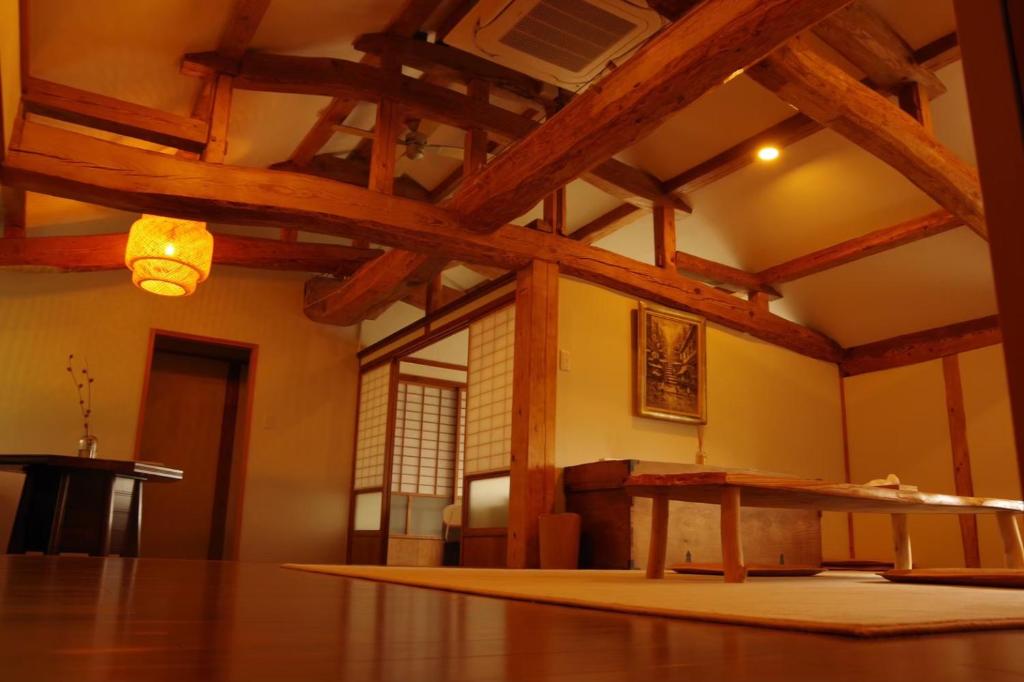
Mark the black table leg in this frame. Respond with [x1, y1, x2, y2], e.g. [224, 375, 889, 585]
[91, 474, 117, 557]
[6, 469, 36, 554]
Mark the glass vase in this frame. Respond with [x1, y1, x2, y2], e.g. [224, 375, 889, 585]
[77, 434, 98, 459]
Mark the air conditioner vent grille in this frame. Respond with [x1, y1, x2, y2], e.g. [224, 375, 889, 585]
[498, 0, 637, 72]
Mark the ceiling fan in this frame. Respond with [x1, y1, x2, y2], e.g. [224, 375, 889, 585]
[328, 125, 465, 161]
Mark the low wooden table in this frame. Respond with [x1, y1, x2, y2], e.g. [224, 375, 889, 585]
[626, 471, 1024, 583]
[1, 455, 182, 557]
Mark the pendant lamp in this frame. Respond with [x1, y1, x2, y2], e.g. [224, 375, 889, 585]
[125, 215, 214, 296]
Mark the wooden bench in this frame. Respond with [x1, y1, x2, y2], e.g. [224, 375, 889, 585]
[626, 472, 1024, 583]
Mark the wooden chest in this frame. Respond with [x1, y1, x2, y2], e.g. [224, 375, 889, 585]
[563, 460, 822, 569]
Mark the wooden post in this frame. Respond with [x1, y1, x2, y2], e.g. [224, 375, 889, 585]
[997, 512, 1024, 569]
[954, 0, 1024, 507]
[942, 354, 981, 567]
[891, 513, 912, 570]
[646, 496, 669, 579]
[720, 486, 746, 582]
[368, 98, 401, 194]
[425, 274, 444, 314]
[507, 259, 559, 568]
[898, 81, 934, 133]
[544, 187, 567, 236]
[463, 80, 489, 177]
[653, 206, 676, 269]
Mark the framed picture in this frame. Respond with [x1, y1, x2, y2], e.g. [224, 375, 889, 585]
[635, 302, 707, 424]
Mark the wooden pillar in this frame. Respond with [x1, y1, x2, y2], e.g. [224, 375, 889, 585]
[747, 291, 770, 312]
[368, 98, 401, 194]
[653, 206, 676, 269]
[898, 81, 934, 133]
[942, 354, 981, 567]
[838, 372, 856, 559]
[507, 259, 559, 568]
[464, 80, 489, 177]
[544, 187, 567, 236]
[202, 74, 233, 163]
[954, 0, 1024, 501]
[425, 274, 444, 314]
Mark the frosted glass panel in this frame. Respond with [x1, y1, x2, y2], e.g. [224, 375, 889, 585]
[410, 496, 448, 537]
[353, 491, 382, 531]
[467, 475, 510, 528]
[465, 305, 515, 474]
[389, 494, 409, 534]
[354, 365, 392, 490]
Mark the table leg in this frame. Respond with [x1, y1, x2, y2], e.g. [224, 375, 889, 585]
[91, 474, 117, 557]
[122, 480, 143, 557]
[891, 513, 912, 570]
[997, 512, 1024, 569]
[646, 496, 669, 579]
[45, 472, 70, 555]
[7, 468, 36, 554]
[720, 487, 746, 583]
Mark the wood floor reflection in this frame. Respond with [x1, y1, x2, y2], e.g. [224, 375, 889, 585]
[2, 556, 1023, 681]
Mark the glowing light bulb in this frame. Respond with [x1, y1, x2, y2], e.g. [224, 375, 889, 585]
[164, 243, 176, 256]
[757, 146, 780, 161]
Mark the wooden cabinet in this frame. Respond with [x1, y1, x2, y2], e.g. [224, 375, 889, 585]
[564, 460, 822, 569]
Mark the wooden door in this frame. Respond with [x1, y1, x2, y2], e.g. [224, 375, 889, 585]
[138, 351, 236, 559]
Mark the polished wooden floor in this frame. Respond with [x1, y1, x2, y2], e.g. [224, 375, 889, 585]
[2, 556, 1024, 681]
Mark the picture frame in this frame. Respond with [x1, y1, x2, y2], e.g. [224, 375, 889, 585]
[635, 302, 707, 424]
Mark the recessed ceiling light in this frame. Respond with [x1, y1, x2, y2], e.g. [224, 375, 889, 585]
[757, 146, 780, 161]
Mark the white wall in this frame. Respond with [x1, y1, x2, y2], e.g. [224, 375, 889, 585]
[555, 277, 850, 559]
[0, 266, 359, 563]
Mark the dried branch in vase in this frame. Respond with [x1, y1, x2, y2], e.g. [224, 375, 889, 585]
[65, 353, 95, 437]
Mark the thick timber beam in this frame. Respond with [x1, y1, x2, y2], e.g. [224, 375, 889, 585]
[0, 232, 382, 274]
[748, 36, 986, 239]
[1, 119, 842, 361]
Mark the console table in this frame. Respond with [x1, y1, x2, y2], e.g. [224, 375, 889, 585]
[1, 455, 182, 557]
[627, 471, 1024, 583]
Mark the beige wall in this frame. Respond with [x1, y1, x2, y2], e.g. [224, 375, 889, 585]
[0, 266, 359, 563]
[555, 277, 850, 560]
[842, 344, 1020, 568]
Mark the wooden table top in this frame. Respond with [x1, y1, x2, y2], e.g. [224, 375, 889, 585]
[0, 454, 182, 482]
[626, 471, 1024, 514]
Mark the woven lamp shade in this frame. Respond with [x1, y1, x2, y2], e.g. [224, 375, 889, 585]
[125, 215, 214, 296]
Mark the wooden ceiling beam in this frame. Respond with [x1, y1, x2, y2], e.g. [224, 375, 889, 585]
[272, 154, 430, 202]
[353, 32, 559, 105]
[284, 0, 438, 166]
[913, 32, 960, 72]
[758, 209, 961, 285]
[1, 120, 841, 362]
[812, 1, 946, 98]
[216, 0, 272, 65]
[675, 251, 780, 297]
[443, 0, 851, 230]
[0, 232, 383, 275]
[22, 77, 209, 152]
[748, 36, 986, 239]
[569, 204, 644, 245]
[840, 315, 1001, 377]
[662, 113, 823, 196]
[184, 51, 685, 212]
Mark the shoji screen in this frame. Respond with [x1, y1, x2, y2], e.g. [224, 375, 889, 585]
[351, 363, 392, 531]
[392, 382, 459, 497]
[464, 305, 515, 474]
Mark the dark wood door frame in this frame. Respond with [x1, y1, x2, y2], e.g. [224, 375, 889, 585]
[132, 328, 259, 560]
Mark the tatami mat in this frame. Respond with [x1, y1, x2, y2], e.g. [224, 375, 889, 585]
[283, 564, 1024, 638]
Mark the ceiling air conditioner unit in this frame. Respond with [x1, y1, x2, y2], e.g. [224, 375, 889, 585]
[445, 0, 663, 90]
